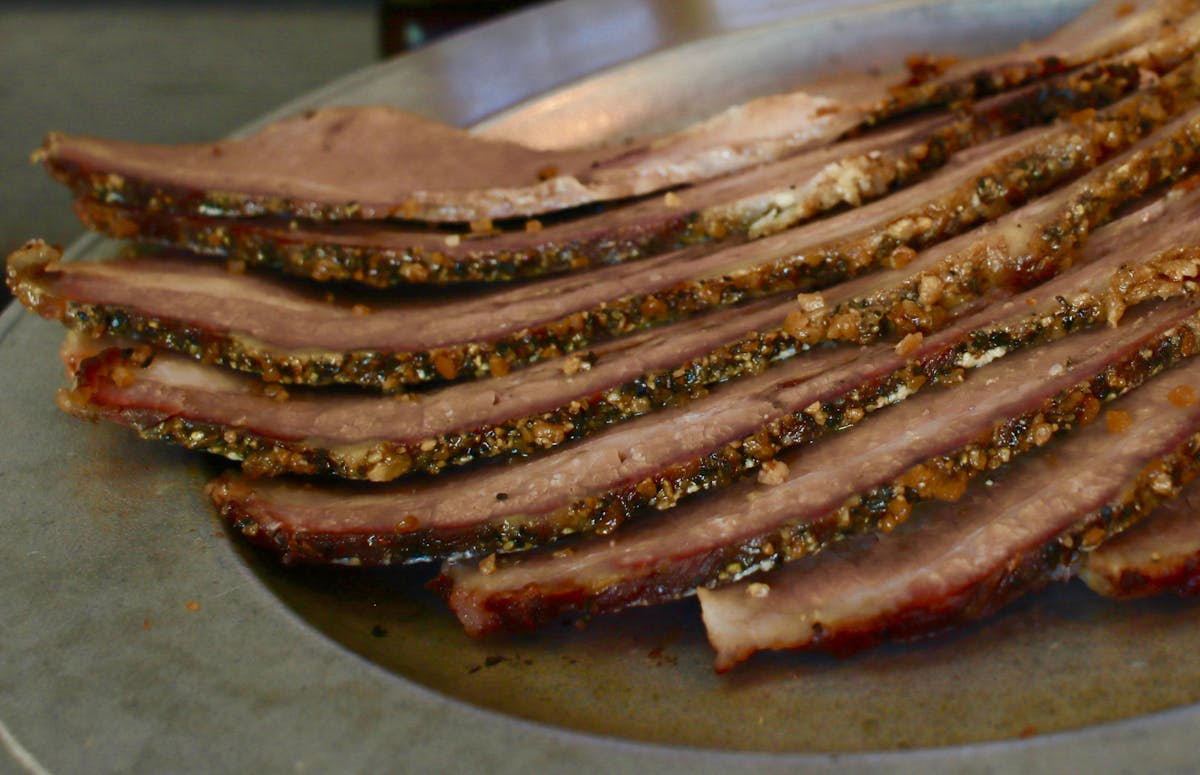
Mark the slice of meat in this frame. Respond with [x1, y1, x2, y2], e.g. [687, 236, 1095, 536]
[58, 183, 1200, 487]
[1079, 479, 1200, 597]
[16, 70, 1200, 390]
[699, 359, 1200, 671]
[39, 0, 1181, 224]
[68, 61, 1143, 287]
[438, 297, 1200, 636]
[866, 0, 1195, 124]
[40, 93, 858, 225]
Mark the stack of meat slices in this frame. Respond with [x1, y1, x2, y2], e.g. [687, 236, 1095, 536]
[12, 0, 1200, 672]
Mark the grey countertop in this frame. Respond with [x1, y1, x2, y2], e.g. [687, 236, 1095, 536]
[0, 2, 380, 308]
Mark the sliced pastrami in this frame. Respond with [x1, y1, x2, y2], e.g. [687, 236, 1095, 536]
[866, 0, 1194, 124]
[699, 359, 1200, 671]
[17, 70, 1200, 391]
[438, 298, 1200, 635]
[42, 92, 861, 224]
[205, 342, 861, 564]
[39, 0, 1178, 224]
[205, 293, 1200, 565]
[68, 61, 1143, 287]
[771, 101, 1200, 345]
[1079, 479, 1200, 597]
[58, 183, 1200, 485]
[65, 118, 929, 287]
[59, 294, 795, 478]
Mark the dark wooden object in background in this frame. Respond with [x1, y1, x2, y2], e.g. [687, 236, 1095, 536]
[380, 0, 548, 55]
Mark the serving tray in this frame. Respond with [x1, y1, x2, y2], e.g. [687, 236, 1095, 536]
[4, 0, 1200, 771]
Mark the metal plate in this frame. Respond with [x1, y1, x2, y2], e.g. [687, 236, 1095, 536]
[5, 0, 1200, 772]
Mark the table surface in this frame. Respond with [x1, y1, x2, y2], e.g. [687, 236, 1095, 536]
[8, 2, 1200, 773]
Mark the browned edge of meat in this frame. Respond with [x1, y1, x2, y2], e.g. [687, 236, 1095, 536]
[72, 196, 708, 287]
[67, 62, 1143, 287]
[862, 0, 1197, 125]
[14, 64, 1200, 393]
[1079, 478, 1200, 597]
[434, 302, 1200, 635]
[6, 241, 67, 321]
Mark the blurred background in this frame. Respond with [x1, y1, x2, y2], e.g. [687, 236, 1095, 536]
[0, 1, 544, 312]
